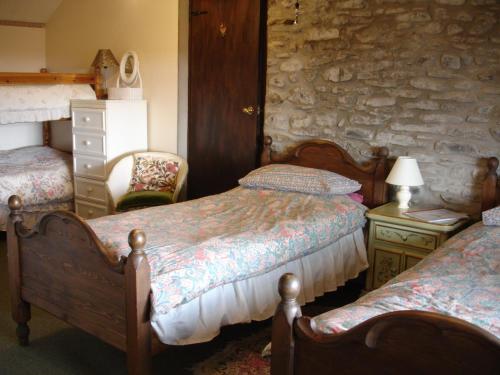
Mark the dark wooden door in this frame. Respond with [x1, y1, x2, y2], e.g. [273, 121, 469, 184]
[188, 0, 265, 199]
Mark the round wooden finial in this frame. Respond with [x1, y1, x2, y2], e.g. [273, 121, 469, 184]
[487, 157, 499, 173]
[8, 195, 22, 211]
[264, 135, 273, 147]
[278, 273, 300, 301]
[128, 229, 146, 252]
[378, 146, 389, 157]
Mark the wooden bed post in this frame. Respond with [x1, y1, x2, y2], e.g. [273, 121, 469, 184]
[125, 229, 152, 375]
[372, 147, 388, 207]
[261, 135, 273, 166]
[272, 273, 302, 375]
[42, 121, 50, 147]
[482, 157, 499, 212]
[7, 195, 31, 346]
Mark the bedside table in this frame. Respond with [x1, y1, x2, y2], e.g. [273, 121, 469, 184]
[365, 202, 468, 290]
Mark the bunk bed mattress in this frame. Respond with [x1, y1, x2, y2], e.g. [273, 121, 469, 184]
[313, 222, 500, 339]
[0, 84, 96, 124]
[88, 187, 369, 344]
[0, 146, 73, 230]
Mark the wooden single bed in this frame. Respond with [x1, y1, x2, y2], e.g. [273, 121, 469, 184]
[7, 136, 388, 374]
[272, 156, 500, 375]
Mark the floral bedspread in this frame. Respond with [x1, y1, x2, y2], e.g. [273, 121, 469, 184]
[314, 222, 500, 339]
[0, 146, 74, 207]
[0, 84, 96, 125]
[88, 187, 367, 316]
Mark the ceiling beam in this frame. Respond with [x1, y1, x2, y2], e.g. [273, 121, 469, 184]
[0, 19, 45, 28]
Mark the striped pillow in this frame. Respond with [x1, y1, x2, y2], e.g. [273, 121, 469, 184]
[239, 164, 361, 195]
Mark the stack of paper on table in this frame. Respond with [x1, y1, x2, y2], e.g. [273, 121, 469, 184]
[403, 208, 469, 225]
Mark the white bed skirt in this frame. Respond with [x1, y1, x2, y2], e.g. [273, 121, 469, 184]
[151, 227, 367, 345]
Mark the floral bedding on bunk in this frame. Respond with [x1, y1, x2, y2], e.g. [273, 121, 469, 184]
[0, 146, 73, 230]
[88, 187, 367, 316]
[313, 222, 500, 339]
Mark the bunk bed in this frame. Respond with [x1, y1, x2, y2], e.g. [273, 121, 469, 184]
[0, 71, 99, 230]
[272, 156, 500, 374]
[7, 136, 389, 374]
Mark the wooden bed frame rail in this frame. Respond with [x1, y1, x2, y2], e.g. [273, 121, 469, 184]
[273, 274, 500, 375]
[272, 156, 500, 375]
[0, 72, 98, 85]
[7, 196, 152, 375]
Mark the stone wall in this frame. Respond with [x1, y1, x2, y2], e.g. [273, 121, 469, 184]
[265, 0, 500, 212]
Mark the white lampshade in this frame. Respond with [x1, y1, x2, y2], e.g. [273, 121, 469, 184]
[386, 157, 424, 187]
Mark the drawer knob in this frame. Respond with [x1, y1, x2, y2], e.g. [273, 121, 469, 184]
[83, 140, 92, 146]
[87, 187, 94, 192]
[83, 116, 91, 123]
[88, 210, 94, 216]
[84, 163, 92, 169]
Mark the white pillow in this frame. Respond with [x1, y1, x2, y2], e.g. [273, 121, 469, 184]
[239, 164, 361, 195]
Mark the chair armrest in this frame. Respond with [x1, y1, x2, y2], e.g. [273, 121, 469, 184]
[106, 156, 134, 209]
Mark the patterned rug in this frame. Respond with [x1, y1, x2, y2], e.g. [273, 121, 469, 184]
[192, 326, 271, 375]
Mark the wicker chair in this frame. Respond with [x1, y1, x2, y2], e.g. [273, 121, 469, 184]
[106, 152, 188, 212]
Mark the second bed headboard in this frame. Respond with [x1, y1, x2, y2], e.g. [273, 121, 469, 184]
[260, 136, 389, 208]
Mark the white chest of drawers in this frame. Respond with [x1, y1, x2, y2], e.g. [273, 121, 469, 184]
[71, 99, 147, 219]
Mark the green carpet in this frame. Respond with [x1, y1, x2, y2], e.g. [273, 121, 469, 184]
[0, 234, 361, 374]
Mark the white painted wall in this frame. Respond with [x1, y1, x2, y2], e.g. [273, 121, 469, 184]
[0, 25, 46, 150]
[45, 0, 180, 153]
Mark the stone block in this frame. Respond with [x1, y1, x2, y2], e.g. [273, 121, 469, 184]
[441, 54, 461, 70]
[366, 97, 397, 107]
[435, 141, 478, 155]
[447, 24, 463, 35]
[280, 59, 303, 74]
[420, 22, 443, 35]
[403, 100, 440, 110]
[345, 126, 375, 140]
[306, 28, 340, 41]
[435, 0, 465, 5]
[396, 11, 432, 23]
[387, 89, 422, 99]
[429, 91, 476, 102]
[288, 87, 316, 106]
[421, 113, 465, 123]
[316, 112, 339, 127]
[410, 77, 448, 91]
[323, 66, 353, 82]
[337, 0, 367, 9]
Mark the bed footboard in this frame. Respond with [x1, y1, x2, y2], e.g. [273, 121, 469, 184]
[6, 195, 152, 375]
[272, 273, 500, 375]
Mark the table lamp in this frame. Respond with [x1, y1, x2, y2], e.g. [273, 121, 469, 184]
[385, 157, 424, 209]
[91, 49, 119, 98]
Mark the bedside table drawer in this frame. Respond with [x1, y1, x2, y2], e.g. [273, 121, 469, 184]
[73, 109, 105, 132]
[375, 224, 437, 251]
[372, 247, 402, 289]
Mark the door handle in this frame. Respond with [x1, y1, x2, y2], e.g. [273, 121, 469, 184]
[242, 106, 254, 116]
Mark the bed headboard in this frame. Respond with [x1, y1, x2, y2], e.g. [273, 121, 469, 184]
[482, 157, 499, 212]
[260, 136, 389, 208]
